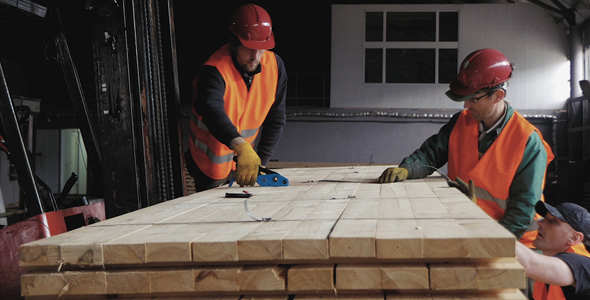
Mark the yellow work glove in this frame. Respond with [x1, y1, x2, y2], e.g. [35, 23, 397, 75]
[233, 142, 261, 187]
[378, 167, 408, 183]
[447, 177, 477, 204]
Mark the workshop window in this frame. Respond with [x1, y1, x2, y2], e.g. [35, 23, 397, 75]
[386, 12, 436, 42]
[364, 11, 458, 84]
[365, 48, 383, 83]
[365, 12, 383, 42]
[386, 49, 434, 83]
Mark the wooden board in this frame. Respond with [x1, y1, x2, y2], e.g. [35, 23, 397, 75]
[287, 264, 334, 292]
[19, 166, 523, 299]
[429, 262, 525, 291]
[21, 262, 522, 297]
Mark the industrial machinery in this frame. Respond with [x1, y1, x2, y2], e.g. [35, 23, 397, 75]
[0, 2, 106, 299]
[0, 62, 106, 299]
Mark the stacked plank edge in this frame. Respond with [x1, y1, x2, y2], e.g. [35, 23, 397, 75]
[18, 166, 527, 299]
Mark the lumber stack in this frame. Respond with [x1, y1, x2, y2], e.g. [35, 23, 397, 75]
[19, 166, 527, 299]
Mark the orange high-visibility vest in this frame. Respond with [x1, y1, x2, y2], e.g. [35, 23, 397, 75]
[532, 244, 590, 300]
[189, 44, 278, 179]
[448, 109, 554, 247]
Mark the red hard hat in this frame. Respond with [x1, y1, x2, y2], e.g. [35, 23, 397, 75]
[447, 49, 514, 102]
[229, 4, 275, 50]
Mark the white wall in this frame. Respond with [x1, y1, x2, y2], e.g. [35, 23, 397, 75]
[270, 112, 555, 167]
[0, 128, 88, 211]
[35, 129, 60, 195]
[60, 129, 87, 195]
[331, 3, 569, 111]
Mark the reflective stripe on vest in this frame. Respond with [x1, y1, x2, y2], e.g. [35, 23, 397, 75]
[190, 117, 259, 164]
[474, 186, 538, 233]
[448, 109, 554, 246]
[193, 117, 259, 140]
[474, 186, 507, 210]
[532, 244, 590, 300]
[188, 44, 278, 180]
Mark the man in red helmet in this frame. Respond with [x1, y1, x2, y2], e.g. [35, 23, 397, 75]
[186, 3, 287, 191]
[379, 49, 554, 249]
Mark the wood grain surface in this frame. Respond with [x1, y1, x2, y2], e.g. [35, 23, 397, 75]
[19, 166, 525, 299]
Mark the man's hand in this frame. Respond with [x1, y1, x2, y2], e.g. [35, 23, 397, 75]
[447, 177, 476, 203]
[378, 167, 408, 183]
[233, 142, 261, 187]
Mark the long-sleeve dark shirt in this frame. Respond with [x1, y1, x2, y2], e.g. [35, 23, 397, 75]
[554, 252, 590, 297]
[193, 50, 287, 166]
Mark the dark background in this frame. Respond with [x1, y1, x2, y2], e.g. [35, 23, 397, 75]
[1, 0, 471, 115]
[173, 1, 334, 106]
[0, 0, 335, 114]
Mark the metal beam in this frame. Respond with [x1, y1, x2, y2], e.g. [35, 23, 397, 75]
[549, 0, 576, 25]
[0, 0, 46, 18]
[528, 0, 564, 15]
[529, 0, 576, 26]
[87, 0, 142, 217]
[48, 9, 103, 190]
[86, 0, 184, 217]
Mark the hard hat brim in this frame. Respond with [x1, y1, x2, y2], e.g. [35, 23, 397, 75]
[446, 79, 504, 102]
[445, 89, 476, 102]
[446, 78, 480, 102]
[238, 33, 275, 50]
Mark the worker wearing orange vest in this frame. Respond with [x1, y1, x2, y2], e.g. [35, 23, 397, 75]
[185, 4, 286, 192]
[378, 49, 553, 246]
[517, 201, 590, 299]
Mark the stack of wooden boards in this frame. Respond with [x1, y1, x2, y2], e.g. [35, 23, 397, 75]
[19, 166, 527, 299]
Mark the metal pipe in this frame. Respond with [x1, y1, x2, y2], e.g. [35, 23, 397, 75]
[286, 110, 556, 120]
[49, 9, 103, 178]
[0, 62, 44, 216]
